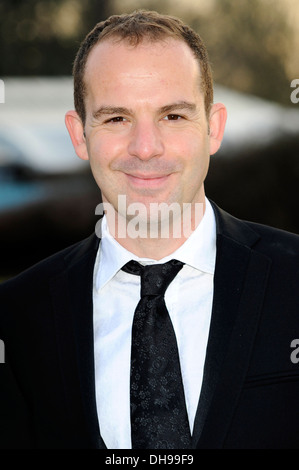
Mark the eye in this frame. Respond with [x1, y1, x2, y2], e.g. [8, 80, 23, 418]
[163, 114, 183, 121]
[105, 116, 127, 123]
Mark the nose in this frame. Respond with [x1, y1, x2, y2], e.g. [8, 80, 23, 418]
[128, 120, 164, 161]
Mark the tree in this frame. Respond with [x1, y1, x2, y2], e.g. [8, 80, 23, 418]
[0, 0, 113, 76]
[188, 0, 293, 105]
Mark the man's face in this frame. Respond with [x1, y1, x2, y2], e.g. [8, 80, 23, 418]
[66, 38, 226, 223]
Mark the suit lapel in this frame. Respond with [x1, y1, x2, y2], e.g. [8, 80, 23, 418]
[49, 204, 272, 449]
[50, 234, 106, 449]
[193, 203, 271, 448]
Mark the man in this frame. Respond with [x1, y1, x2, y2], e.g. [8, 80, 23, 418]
[0, 10, 299, 449]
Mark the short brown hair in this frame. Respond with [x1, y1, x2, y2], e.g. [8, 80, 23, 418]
[73, 10, 213, 124]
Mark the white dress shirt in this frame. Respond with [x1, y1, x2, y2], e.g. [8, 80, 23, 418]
[93, 198, 216, 449]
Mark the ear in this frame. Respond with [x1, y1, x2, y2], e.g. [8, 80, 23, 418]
[65, 110, 89, 161]
[208, 103, 227, 156]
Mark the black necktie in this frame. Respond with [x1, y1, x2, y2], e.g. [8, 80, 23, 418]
[122, 259, 192, 449]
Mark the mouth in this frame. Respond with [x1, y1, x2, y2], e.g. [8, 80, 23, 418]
[125, 172, 171, 188]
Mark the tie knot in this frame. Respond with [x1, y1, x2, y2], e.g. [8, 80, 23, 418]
[122, 259, 184, 297]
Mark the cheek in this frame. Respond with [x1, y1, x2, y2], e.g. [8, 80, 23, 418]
[87, 136, 128, 200]
[88, 136, 121, 172]
[178, 136, 210, 188]
[86, 140, 113, 195]
[177, 133, 209, 170]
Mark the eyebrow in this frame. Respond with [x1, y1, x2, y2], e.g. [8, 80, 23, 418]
[92, 106, 132, 120]
[92, 101, 197, 120]
[159, 101, 197, 115]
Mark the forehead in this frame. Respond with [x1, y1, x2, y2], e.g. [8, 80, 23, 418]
[84, 38, 202, 101]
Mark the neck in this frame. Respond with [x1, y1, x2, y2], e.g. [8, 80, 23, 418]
[104, 199, 206, 260]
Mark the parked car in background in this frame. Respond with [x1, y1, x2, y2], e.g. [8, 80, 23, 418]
[0, 78, 298, 277]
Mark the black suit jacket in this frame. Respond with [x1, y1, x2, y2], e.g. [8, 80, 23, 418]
[1, 201, 299, 449]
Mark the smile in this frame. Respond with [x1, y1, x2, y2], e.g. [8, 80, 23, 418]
[125, 173, 171, 188]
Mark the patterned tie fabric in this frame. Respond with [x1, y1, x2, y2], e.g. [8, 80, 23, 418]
[122, 259, 192, 449]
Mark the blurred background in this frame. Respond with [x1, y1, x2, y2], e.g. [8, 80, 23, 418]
[0, 0, 298, 279]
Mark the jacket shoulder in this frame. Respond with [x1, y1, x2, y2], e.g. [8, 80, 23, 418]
[210, 200, 299, 264]
[0, 233, 99, 295]
[244, 219, 299, 261]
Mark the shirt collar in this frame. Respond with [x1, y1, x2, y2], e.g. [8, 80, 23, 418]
[95, 197, 216, 291]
